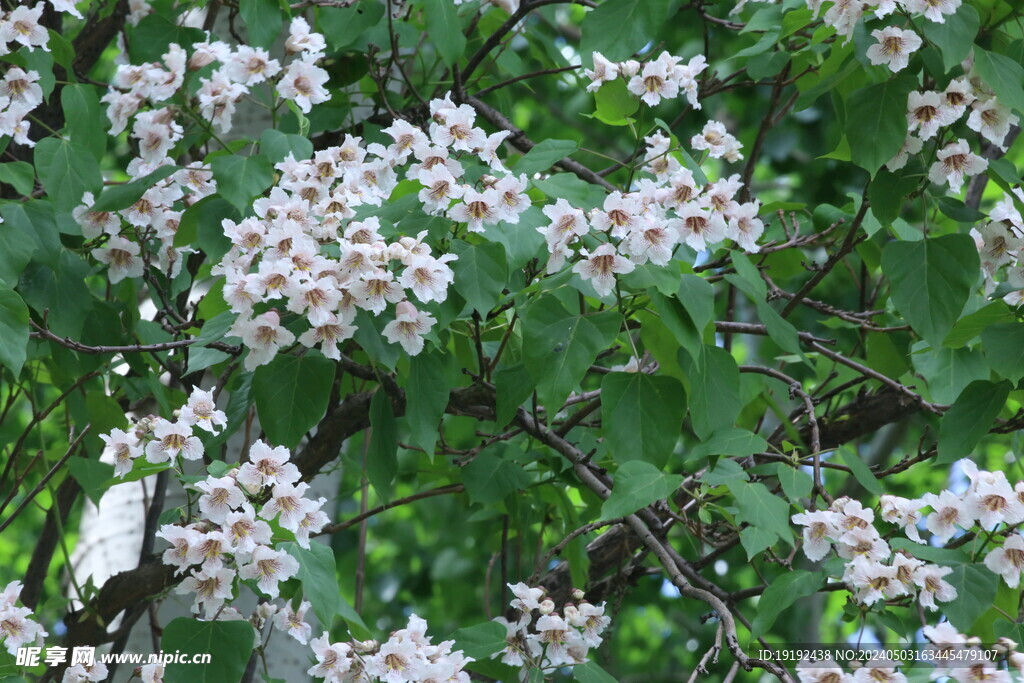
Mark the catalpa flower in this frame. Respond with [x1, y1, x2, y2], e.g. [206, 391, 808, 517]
[275, 600, 313, 645]
[177, 566, 236, 617]
[928, 138, 987, 193]
[179, 388, 227, 434]
[866, 27, 922, 72]
[984, 534, 1024, 588]
[572, 243, 635, 297]
[238, 545, 300, 599]
[584, 52, 619, 92]
[101, 428, 143, 478]
[382, 301, 436, 356]
[193, 475, 246, 523]
[906, 91, 958, 140]
[144, 418, 204, 463]
[967, 98, 1019, 151]
[91, 236, 145, 284]
[237, 440, 301, 490]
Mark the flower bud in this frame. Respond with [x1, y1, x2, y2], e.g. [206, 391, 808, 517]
[572, 588, 585, 602]
[538, 599, 555, 615]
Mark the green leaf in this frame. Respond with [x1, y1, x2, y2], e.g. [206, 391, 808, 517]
[726, 480, 792, 547]
[454, 621, 508, 659]
[580, 0, 675, 61]
[688, 428, 768, 460]
[175, 196, 238, 260]
[701, 459, 749, 486]
[90, 166, 178, 213]
[515, 139, 579, 176]
[593, 78, 639, 125]
[126, 14, 205, 64]
[211, 154, 274, 213]
[281, 542, 370, 638]
[942, 564, 999, 632]
[845, 73, 917, 175]
[945, 302, 1016, 347]
[424, 0, 467, 67]
[522, 296, 621, 412]
[0, 161, 35, 196]
[240, 0, 284, 47]
[937, 196, 986, 223]
[601, 460, 683, 519]
[751, 570, 821, 633]
[0, 290, 29, 377]
[18, 251, 94, 338]
[67, 458, 115, 505]
[317, 0, 386, 51]
[161, 618, 254, 683]
[837, 447, 883, 495]
[922, 4, 980, 72]
[574, 660, 618, 682]
[33, 138, 102, 211]
[678, 345, 741, 440]
[974, 48, 1024, 113]
[463, 450, 531, 504]
[891, 538, 969, 564]
[981, 323, 1024, 383]
[739, 526, 777, 559]
[368, 389, 398, 499]
[913, 345, 988, 404]
[252, 353, 337, 449]
[61, 84, 105, 161]
[259, 129, 313, 163]
[881, 234, 980, 347]
[600, 372, 685, 468]
[776, 465, 813, 502]
[450, 240, 508, 314]
[405, 351, 451, 456]
[937, 380, 1010, 464]
[868, 168, 920, 226]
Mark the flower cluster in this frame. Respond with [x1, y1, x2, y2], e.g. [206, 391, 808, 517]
[795, 623, 1024, 681]
[491, 583, 611, 673]
[808, 0, 961, 45]
[792, 459, 1024, 609]
[307, 614, 474, 683]
[0, 581, 47, 657]
[540, 129, 759, 296]
[584, 50, 708, 108]
[973, 187, 1024, 298]
[889, 74, 1017, 193]
[212, 91, 543, 365]
[99, 387, 226, 477]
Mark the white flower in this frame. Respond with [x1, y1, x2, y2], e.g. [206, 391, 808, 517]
[903, 0, 960, 22]
[144, 419, 204, 463]
[885, 135, 923, 172]
[906, 91, 958, 140]
[62, 661, 109, 683]
[92, 236, 145, 284]
[298, 314, 357, 361]
[260, 482, 311, 531]
[277, 55, 330, 113]
[101, 428, 143, 478]
[180, 388, 228, 434]
[674, 204, 728, 251]
[508, 582, 545, 612]
[984, 534, 1024, 588]
[866, 27, 922, 72]
[156, 524, 201, 574]
[540, 198, 589, 248]
[0, 6, 50, 51]
[967, 98, 1019, 150]
[275, 600, 312, 644]
[690, 120, 743, 161]
[913, 563, 957, 610]
[50, 0, 84, 18]
[193, 475, 246, 523]
[285, 16, 327, 56]
[584, 52, 619, 92]
[382, 301, 437, 356]
[923, 490, 970, 542]
[238, 545, 300, 598]
[140, 662, 164, 683]
[237, 440, 301, 489]
[187, 529, 230, 572]
[726, 201, 765, 254]
[225, 46, 281, 85]
[223, 504, 272, 555]
[177, 566, 236, 616]
[627, 57, 678, 106]
[449, 187, 500, 232]
[568, 601, 610, 647]
[792, 510, 837, 561]
[73, 193, 121, 239]
[293, 497, 330, 549]
[230, 311, 297, 371]
[307, 633, 355, 680]
[843, 555, 904, 605]
[572, 243, 635, 297]
[928, 138, 987, 193]
[965, 476, 1022, 528]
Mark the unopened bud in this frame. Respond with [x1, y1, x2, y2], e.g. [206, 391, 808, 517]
[572, 588, 585, 602]
[538, 599, 555, 615]
[353, 639, 378, 653]
[188, 52, 216, 70]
